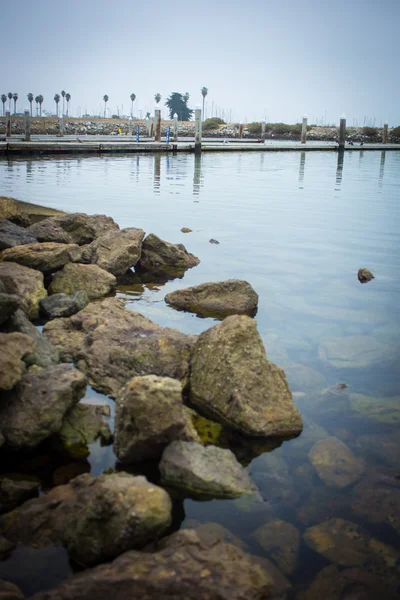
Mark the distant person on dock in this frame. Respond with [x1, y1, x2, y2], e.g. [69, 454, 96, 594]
[360, 135, 364, 146]
[117, 127, 122, 135]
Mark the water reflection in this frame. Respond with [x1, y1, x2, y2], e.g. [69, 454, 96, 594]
[298, 151, 306, 189]
[153, 154, 161, 194]
[335, 150, 344, 190]
[379, 151, 386, 188]
[193, 153, 202, 197]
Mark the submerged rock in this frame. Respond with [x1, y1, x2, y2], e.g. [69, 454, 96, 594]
[28, 529, 272, 600]
[85, 227, 145, 276]
[252, 519, 300, 575]
[0, 473, 172, 566]
[44, 213, 120, 245]
[0, 364, 87, 451]
[43, 298, 195, 397]
[0, 262, 47, 319]
[308, 436, 365, 488]
[159, 440, 257, 499]
[165, 279, 259, 319]
[0, 219, 37, 249]
[39, 291, 89, 319]
[352, 468, 400, 536]
[358, 268, 374, 283]
[190, 315, 303, 438]
[349, 392, 400, 424]
[318, 335, 394, 368]
[0, 474, 40, 514]
[48, 263, 116, 299]
[114, 375, 188, 463]
[136, 233, 200, 275]
[0, 332, 35, 390]
[54, 403, 112, 458]
[0, 242, 81, 273]
[355, 432, 399, 468]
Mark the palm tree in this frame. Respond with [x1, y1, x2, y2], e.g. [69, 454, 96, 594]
[130, 93, 136, 117]
[38, 95, 44, 117]
[35, 96, 40, 116]
[27, 93, 34, 116]
[12, 93, 18, 115]
[154, 93, 161, 104]
[1, 94, 7, 115]
[7, 93, 12, 110]
[103, 95, 109, 118]
[61, 90, 66, 116]
[54, 94, 60, 116]
[65, 93, 71, 116]
[201, 87, 208, 120]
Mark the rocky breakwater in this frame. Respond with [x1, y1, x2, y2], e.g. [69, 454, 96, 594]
[0, 200, 302, 598]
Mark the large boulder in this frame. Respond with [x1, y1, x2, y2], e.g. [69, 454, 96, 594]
[0, 364, 87, 450]
[39, 291, 89, 319]
[0, 220, 37, 249]
[165, 279, 259, 319]
[0, 333, 35, 390]
[28, 529, 272, 600]
[159, 441, 257, 499]
[27, 220, 74, 243]
[136, 233, 200, 275]
[53, 402, 112, 458]
[189, 315, 303, 438]
[0, 473, 172, 566]
[46, 213, 119, 245]
[1, 309, 59, 367]
[85, 227, 145, 276]
[308, 436, 365, 488]
[0, 474, 40, 514]
[0, 262, 47, 319]
[0, 292, 20, 326]
[43, 298, 196, 397]
[0, 242, 81, 273]
[114, 375, 188, 463]
[48, 263, 116, 299]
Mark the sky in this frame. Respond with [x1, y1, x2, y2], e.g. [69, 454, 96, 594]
[2, 0, 399, 125]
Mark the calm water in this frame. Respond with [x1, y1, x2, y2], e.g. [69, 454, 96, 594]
[1, 150, 400, 597]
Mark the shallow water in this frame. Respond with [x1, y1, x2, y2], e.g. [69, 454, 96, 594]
[1, 150, 400, 597]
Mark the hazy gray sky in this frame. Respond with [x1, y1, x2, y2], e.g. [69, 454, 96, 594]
[3, 0, 399, 125]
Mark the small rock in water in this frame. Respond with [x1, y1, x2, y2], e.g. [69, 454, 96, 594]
[209, 238, 220, 244]
[181, 227, 192, 233]
[357, 268, 374, 283]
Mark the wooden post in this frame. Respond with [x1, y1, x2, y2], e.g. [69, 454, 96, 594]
[59, 115, 64, 137]
[339, 114, 346, 151]
[382, 121, 388, 144]
[154, 108, 161, 142]
[261, 120, 266, 141]
[239, 121, 243, 139]
[301, 114, 308, 144]
[128, 117, 132, 136]
[173, 113, 178, 142]
[24, 109, 31, 141]
[5, 111, 11, 137]
[194, 106, 202, 154]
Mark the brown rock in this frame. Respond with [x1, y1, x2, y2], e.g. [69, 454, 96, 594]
[308, 436, 365, 488]
[0, 262, 47, 319]
[0, 580, 24, 600]
[136, 233, 200, 275]
[358, 268, 374, 283]
[48, 263, 116, 299]
[86, 227, 145, 276]
[27, 220, 74, 244]
[252, 519, 300, 575]
[1, 242, 81, 273]
[45, 213, 119, 245]
[0, 474, 40, 514]
[0, 333, 35, 390]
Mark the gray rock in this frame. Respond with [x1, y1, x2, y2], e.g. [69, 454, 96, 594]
[136, 233, 200, 275]
[86, 227, 145, 276]
[160, 440, 257, 499]
[0, 332, 35, 390]
[0, 473, 172, 566]
[0, 364, 87, 450]
[0, 262, 47, 319]
[308, 436, 365, 488]
[190, 315, 303, 438]
[0, 474, 40, 514]
[2, 309, 59, 367]
[47, 213, 120, 245]
[27, 529, 272, 600]
[43, 298, 195, 397]
[48, 263, 116, 300]
[1, 242, 81, 273]
[165, 279, 258, 319]
[39, 291, 89, 319]
[0, 293, 20, 326]
[114, 375, 188, 463]
[27, 220, 74, 243]
[0, 219, 37, 249]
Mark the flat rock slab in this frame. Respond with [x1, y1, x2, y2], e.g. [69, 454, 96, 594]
[39, 291, 89, 319]
[136, 233, 200, 275]
[44, 213, 120, 245]
[114, 375, 188, 463]
[0, 262, 47, 319]
[252, 519, 300, 575]
[190, 315, 303, 438]
[28, 529, 272, 600]
[0, 219, 37, 249]
[0, 473, 172, 566]
[86, 227, 145, 276]
[48, 263, 116, 299]
[43, 298, 196, 397]
[308, 436, 365, 488]
[0, 332, 35, 390]
[160, 440, 257, 499]
[165, 279, 259, 319]
[1, 242, 81, 273]
[318, 335, 395, 368]
[0, 364, 87, 450]
[349, 393, 400, 424]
